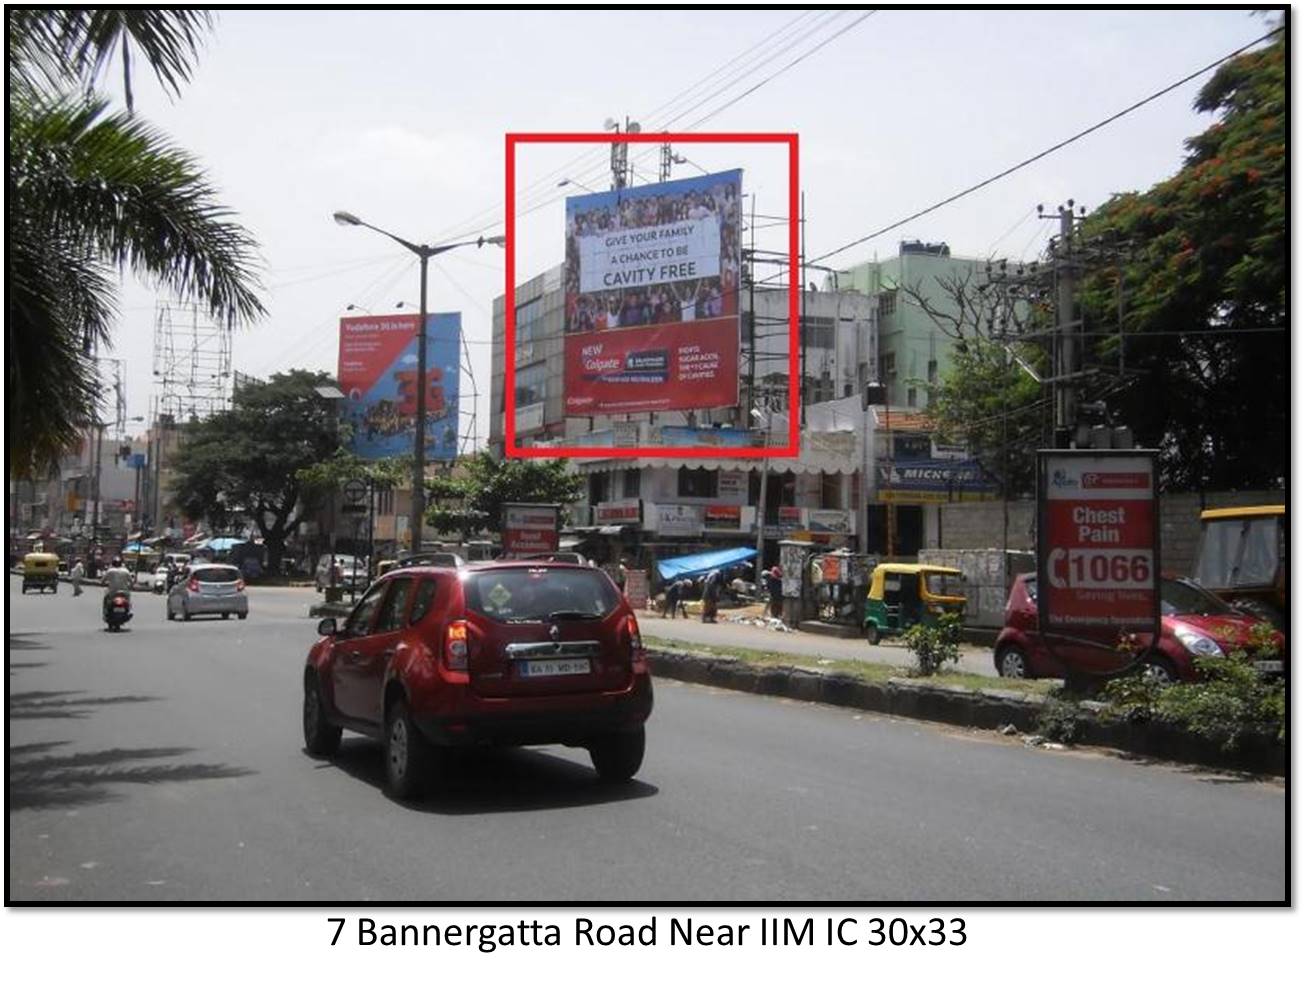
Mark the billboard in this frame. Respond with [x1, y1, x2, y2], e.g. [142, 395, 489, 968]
[563, 170, 742, 415]
[337, 313, 461, 461]
[1037, 450, 1160, 634]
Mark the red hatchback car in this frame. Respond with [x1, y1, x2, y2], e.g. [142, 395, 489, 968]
[303, 562, 653, 798]
[995, 573, 1284, 683]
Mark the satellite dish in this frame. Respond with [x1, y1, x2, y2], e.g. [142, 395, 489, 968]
[627, 121, 641, 134]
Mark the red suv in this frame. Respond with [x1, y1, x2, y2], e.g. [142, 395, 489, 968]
[302, 562, 653, 798]
[995, 573, 1284, 682]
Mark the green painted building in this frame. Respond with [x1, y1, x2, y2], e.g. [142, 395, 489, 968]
[834, 242, 991, 409]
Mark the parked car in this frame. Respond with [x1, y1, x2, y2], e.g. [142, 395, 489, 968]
[521, 552, 587, 565]
[395, 551, 465, 569]
[315, 554, 367, 592]
[994, 573, 1284, 682]
[302, 561, 653, 799]
[167, 563, 250, 621]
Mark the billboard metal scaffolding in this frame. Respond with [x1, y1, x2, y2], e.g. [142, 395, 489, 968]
[152, 301, 233, 424]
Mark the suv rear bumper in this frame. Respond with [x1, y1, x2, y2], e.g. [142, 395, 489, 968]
[413, 673, 653, 748]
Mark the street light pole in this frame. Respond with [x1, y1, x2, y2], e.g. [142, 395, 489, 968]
[332, 211, 503, 555]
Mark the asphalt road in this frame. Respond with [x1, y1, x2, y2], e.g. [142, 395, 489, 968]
[7, 578, 1286, 902]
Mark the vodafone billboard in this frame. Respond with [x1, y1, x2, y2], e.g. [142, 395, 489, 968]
[1037, 450, 1160, 636]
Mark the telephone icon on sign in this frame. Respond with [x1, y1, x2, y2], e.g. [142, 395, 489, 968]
[1046, 548, 1068, 589]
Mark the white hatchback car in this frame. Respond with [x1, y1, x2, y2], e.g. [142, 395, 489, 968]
[167, 563, 249, 621]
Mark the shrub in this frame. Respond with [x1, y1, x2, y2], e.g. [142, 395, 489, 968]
[1102, 639, 1286, 752]
[902, 613, 963, 677]
[1036, 690, 1084, 744]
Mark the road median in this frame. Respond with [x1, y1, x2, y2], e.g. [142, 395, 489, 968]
[644, 642, 1284, 777]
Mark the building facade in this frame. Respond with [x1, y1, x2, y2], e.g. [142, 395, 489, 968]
[834, 241, 992, 409]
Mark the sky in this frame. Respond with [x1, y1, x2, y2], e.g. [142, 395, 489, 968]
[103, 7, 1273, 444]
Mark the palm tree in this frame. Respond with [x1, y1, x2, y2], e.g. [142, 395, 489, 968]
[10, 9, 213, 114]
[7, 10, 264, 478]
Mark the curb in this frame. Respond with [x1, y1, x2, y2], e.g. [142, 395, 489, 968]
[645, 648, 1284, 776]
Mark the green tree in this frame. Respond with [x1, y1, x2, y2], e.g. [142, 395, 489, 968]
[170, 371, 346, 572]
[7, 9, 263, 479]
[425, 452, 583, 538]
[903, 269, 1048, 497]
[1078, 28, 1285, 490]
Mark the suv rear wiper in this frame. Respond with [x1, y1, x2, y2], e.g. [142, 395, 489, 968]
[548, 610, 601, 621]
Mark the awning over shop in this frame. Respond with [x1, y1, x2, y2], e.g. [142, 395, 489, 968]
[656, 546, 757, 584]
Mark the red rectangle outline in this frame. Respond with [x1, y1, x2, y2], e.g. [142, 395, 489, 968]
[504, 132, 800, 460]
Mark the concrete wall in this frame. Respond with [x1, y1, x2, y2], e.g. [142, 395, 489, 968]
[936, 490, 1285, 577]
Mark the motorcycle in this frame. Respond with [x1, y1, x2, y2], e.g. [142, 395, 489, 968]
[104, 591, 133, 632]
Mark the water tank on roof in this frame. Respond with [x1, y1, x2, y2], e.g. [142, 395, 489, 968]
[899, 241, 951, 257]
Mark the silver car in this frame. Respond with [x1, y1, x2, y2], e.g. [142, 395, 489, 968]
[167, 563, 249, 621]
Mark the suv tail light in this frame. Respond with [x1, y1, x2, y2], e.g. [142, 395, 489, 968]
[235, 579, 245, 591]
[187, 578, 200, 593]
[624, 614, 646, 667]
[444, 619, 470, 671]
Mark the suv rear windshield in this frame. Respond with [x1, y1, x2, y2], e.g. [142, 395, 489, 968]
[464, 567, 620, 623]
[193, 567, 239, 583]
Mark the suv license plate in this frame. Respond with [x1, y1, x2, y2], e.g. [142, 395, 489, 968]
[519, 658, 590, 678]
[1253, 659, 1284, 674]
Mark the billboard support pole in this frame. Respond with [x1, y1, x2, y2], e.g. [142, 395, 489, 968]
[412, 254, 429, 555]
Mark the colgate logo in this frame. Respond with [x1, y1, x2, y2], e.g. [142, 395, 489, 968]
[1083, 472, 1149, 489]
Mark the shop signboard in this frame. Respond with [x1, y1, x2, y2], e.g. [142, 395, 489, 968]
[624, 569, 649, 610]
[595, 499, 641, 525]
[716, 471, 747, 502]
[777, 506, 803, 531]
[704, 504, 741, 530]
[502, 503, 560, 558]
[1036, 450, 1159, 635]
[808, 509, 852, 535]
[655, 503, 703, 537]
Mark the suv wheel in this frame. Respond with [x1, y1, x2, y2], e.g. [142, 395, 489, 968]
[589, 726, 645, 783]
[302, 676, 342, 757]
[996, 645, 1032, 679]
[384, 697, 431, 800]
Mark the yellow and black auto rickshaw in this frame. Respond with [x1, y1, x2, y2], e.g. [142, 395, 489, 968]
[1193, 505, 1286, 630]
[21, 548, 60, 594]
[862, 563, 966, 645]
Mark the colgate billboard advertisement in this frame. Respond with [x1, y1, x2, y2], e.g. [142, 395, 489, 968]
[1037, 450, 1160, 635]
[562, 170, 741, 415]
[337, 313, 461, 461]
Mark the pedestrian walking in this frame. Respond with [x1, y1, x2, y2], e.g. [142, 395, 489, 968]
[70, 558, 85, 597]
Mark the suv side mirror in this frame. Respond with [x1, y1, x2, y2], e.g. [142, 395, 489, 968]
[317, 618, 337, 636]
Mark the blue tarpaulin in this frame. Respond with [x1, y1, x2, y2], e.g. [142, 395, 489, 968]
[656, 546, 756, 584]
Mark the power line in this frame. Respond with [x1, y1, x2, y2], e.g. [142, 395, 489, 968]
[449, 11, 873, 241]
[425, 10, 828, 244]
[798, 26, 1285, 273]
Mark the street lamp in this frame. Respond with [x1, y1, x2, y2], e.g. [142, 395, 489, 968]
[345, 303, 373, 314]
[557, 177, 598, 193]
[332, 210, 504, 552]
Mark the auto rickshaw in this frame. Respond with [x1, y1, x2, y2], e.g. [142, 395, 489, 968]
[1193, 505, 1286, 630]
[863, 563, 966, 645]
[21, 549, 60, 594]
